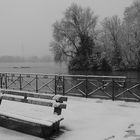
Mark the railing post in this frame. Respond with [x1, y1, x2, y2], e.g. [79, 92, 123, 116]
[5, 73, 7, 89]
[112, 79, 115, 101]
[0, 74, 2, 89]
[55, 75, 57, 95]
[19, 74, 22, 90]
[62, 76, 65, 96]
[36, 75, 38, 93]
[85, 76, 88, 98]
[123, 78, 126, 100]
[102, 77, 107, 96]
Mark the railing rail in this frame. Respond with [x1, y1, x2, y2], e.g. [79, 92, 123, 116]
[0, 72, 140, 102]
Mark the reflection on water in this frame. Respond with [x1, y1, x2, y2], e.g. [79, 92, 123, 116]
[0, 62, 140, 80]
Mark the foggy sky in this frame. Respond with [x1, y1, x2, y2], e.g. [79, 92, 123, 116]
[0, 0, 132, 57]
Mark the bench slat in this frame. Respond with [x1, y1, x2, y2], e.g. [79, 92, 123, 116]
[2, 90, 53, 99]
[2, 95, 67, 109]
[1, 89, 67, 102]
[2, 96, 53, 107]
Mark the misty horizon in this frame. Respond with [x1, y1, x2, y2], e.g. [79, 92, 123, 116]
[0, 55, 54, 63]
[0, 0, 132, 57]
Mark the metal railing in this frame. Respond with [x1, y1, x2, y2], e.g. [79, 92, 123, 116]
[0, 72, 140, 102]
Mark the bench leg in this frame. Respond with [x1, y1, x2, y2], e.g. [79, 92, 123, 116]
[41, 122, 60, 137]
[41, 126, 52, 137]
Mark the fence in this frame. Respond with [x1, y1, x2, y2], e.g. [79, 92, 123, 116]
[0, 72, 140, 102]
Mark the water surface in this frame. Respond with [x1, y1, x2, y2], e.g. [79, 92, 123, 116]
[0, 62, 139, 80]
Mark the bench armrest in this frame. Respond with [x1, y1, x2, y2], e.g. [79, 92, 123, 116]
[53, 95, 67, 102]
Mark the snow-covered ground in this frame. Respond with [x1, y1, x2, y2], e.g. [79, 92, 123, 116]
[0, 97, 140, 140]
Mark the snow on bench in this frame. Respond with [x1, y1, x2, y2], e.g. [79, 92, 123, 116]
[0, 89, 67, 137]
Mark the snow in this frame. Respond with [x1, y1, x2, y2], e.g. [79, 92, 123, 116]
[0, 97, 140, 140]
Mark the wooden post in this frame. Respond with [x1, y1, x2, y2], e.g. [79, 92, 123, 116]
[54, 107, 62, 115]
[24, 93, 28, 102]
[36, 75, 38, 93]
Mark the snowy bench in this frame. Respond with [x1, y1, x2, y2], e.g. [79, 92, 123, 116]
[0, 89, 67, 137]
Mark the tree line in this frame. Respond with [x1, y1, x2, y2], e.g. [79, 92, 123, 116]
[51, 1, 140, 71]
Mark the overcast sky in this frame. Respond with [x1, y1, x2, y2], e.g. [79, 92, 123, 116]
[0, 0, 133, 57]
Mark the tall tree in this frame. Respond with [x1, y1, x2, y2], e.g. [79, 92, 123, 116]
[123, 0, 140, 68]
[51, 3, 98, 70]
[101, 16, 123, 69]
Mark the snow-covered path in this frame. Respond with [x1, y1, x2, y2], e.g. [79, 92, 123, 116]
[0, 97, 140, 140]
[60, 97, 140, 140]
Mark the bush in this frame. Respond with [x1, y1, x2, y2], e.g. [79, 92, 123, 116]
[100, 58, 112, 71]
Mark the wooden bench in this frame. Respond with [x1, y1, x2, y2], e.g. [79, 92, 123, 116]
[0, 89, 67, 137]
